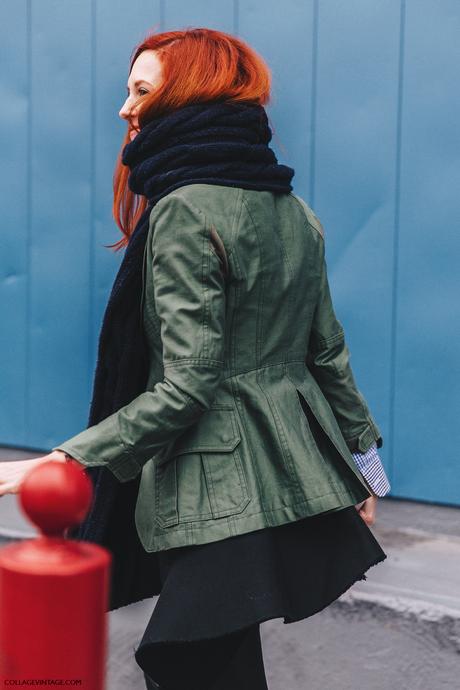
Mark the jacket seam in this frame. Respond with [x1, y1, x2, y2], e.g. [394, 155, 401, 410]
[229, 372, 270, 528]
[289, 193, 314, 236]
[310, 328, 345, 349]
[164, 357, 224, 367]
[240, 197, 264, 365]
[221, 358, 306, 379]
[289, 193, 325, 239]
[240, 198, 283, 516]
[201, 216, 209, 359]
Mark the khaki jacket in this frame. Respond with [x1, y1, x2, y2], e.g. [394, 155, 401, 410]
[54, 184, 382, 552]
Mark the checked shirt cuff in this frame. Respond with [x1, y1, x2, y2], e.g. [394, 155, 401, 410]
[351, 442, 391, 497]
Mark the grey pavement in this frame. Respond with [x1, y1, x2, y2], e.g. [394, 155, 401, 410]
[1, 446, 460, 689]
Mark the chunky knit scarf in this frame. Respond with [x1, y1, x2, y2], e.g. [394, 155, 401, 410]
[68, 100, 295, 611]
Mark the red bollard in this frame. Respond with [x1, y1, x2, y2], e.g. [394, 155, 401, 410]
[0, 459, 111, 689]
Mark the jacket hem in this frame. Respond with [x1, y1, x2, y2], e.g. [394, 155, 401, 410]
[136, 484, 370, 553]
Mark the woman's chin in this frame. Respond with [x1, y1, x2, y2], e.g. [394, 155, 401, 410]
[129, 129, 139, 141]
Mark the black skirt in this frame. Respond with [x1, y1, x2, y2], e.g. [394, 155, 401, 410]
[134, 505, 387, 685]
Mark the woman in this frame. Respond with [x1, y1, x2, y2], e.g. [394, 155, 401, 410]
[0, 28, 390, 690]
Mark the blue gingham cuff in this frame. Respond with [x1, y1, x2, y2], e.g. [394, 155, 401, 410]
[351, 442, 391, 497]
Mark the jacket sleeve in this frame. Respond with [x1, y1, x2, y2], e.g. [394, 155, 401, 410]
[52, 195, 226, 482]
[306, 233, 383, 454]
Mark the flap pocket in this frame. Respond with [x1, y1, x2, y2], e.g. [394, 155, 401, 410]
[169, 405, 241, 457]
[155, 405, 250, 528]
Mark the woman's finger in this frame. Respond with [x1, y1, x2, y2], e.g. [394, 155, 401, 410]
[0, 483, 18, 497]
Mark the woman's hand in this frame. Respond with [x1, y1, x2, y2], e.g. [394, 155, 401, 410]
[0, 450, 68, 497]
[354, 474, 379, 526]
[355, 494, 378, 526]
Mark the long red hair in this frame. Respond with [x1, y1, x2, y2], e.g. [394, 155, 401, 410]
[109, 27, 272, 251]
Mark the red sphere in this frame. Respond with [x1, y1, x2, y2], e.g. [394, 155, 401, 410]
[19, 459, 93, 536]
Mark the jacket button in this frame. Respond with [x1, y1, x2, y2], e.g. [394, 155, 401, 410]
[222, 434, 230, 442]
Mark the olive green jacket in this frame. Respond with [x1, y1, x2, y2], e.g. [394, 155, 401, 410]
[54, 184, 382, 552]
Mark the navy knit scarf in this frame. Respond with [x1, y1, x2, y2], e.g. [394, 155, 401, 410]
[68, 101, 295, 611]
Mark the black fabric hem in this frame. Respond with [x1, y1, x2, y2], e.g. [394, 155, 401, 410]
[282, 551, 387, 624]
[134, 551, 386, 654]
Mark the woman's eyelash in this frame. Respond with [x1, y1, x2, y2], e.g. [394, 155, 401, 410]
[125, 88, 149, 97]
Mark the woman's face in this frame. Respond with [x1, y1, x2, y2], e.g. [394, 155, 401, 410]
[119, 49, 163, 141]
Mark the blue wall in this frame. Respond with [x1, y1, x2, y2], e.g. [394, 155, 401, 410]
[1, 1, 459, 505]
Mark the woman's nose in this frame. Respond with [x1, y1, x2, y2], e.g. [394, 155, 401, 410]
[119, 97, 132, 120]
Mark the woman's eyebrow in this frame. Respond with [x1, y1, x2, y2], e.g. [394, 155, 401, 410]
[126, 79, 151, 92]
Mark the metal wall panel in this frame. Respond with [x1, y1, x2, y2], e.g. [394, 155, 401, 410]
[393, 0, 460, 503]
[27, 0, 93, 450]
[312, 0, 401, 493]
[238, 0, 315, 204]
[0, 1, 29, 443]
[163, 0, 234, 31]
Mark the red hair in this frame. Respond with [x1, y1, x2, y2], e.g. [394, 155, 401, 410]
[109, 27, 272, 251]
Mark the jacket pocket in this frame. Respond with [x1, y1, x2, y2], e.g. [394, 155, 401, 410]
[154, 406, 251, 528]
